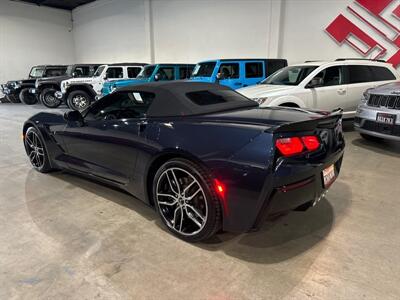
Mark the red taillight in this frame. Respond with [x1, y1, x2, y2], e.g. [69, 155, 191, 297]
[276, 135, 320, 157]
[275, 137, 304, 156]
[301, 136, 320, 151]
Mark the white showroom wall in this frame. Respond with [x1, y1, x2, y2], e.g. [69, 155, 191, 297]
[72, 0, 284, 64]
[280, 0, 377, 64]
[0, 1, 75, 84]
[72, 0, 151, 64]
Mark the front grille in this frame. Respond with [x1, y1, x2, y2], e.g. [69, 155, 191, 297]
[367, 94, 400, 110]
[361, 120, 400, 137]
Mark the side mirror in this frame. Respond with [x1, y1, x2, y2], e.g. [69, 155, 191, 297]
[154, 74, 161, 81]
[72, 72, 77, 78]
[216, 72, 224, 80]
[307, 77, 324, 88]
[64, 110, 84, 126]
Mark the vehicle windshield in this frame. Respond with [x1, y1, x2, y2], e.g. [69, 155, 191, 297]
[191, 62, 216, 78]
[93, 65, 106, 77]
[261, 65, 318, 86]
[29, 67, 45, 78]
[136, 65, 156, 79]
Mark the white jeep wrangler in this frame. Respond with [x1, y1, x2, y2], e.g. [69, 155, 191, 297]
[57, 63, 146, 111]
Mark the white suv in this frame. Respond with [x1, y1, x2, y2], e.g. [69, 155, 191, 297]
[238, 59, 400, 119]
[57, 63, 146, 111]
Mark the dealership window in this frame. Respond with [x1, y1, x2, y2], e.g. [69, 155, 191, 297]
[85, 91, 155, 121]
[106, 67, 123, 79]
[157, 67, 175, 80]
[179, 66, 194, 79]
[370, 66, 396, 81]
[218, 63, 239, 79]
[347, 65, 373, 83]
[245, 62, 263, 78]
[128, 67, 142, 78]
[313, 66, 343, 86]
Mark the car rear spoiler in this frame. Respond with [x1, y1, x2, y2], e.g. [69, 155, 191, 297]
[267, 108, 343, 133]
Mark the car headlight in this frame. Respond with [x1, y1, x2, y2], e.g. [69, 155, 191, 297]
[110, 85, 117, 93]
[361, 90, 371, 104]
[253, 97, 268, 105]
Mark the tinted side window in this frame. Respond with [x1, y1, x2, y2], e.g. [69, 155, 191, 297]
[106, 67, 123, 79]
[179, 66, 194, 79]
[127, 67, 142, 78]
[347, 65, 373, 83]
[86, 91, 155, 120]
[313, 66, 343, 86]
[370, 66, 396, 81]
[74, 67, 91, 77]
[157, 67, 175, 80]
[218, 63, 239, 79]
[245, 62, 263, 78]
[45, 68, 67, 77]
[266, 60, 287, 76]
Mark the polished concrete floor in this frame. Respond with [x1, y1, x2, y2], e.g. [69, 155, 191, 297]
[0, 103, 399, 299]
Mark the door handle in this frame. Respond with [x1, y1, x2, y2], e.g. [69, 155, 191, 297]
[337, 89, 346, 95]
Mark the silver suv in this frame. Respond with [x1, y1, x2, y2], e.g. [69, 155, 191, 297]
[355, 82, 400, 141]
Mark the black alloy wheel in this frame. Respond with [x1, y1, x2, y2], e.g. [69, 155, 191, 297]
[41, 88, 62, 108]
[24, 127, 53, 173]
[153, 158, 221, 242]
[20, 88, 38, 105]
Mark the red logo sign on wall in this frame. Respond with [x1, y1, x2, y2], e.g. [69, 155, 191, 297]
[326, 0, 400, 67]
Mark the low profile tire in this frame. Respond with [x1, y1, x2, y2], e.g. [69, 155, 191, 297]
[153, 158, 222, 242]
[6, 94, 20, 103]
[19, 88, 38, 105]
[41, 88, 61, 108]
[24, 127, 53, 173]
[360, 133, 383, 142]
[67, 90, 91, 111]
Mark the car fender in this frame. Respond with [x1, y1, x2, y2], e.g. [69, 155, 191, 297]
[66, 83, 97, 97]
[266, 95, 306, 107]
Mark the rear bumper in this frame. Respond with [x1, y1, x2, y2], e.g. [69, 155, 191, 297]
[220, 148, 344, 233]
[354, 104, 400, 141]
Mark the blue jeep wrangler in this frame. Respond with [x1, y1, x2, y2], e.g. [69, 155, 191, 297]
[102, 64, 195, 96]
[190, 59, 287, 89]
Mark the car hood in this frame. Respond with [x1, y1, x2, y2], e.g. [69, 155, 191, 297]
[37, 75, 72, 83]
[189, 77, 214, 83]
[237, 84, 297, 98]
[114, 78, 149, 86]
[369, 81, 400, 95]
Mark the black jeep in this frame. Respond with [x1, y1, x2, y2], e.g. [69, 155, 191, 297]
[1, 65, 67, 104]
[31, 64, 102, 108]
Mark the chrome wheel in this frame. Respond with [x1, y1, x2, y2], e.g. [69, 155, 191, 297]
[72, 95, 89, 110]
[25, 130, 45, 169]
[156, 167, 208, 236]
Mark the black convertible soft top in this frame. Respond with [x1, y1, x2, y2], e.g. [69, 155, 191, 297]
[118, 81, 258, 117]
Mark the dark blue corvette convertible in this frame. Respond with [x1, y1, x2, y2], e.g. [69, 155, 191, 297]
[23, 82, 345, 242]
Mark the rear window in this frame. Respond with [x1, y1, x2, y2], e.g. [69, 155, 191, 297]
[245, 62, 263, 78]
[369, 66, 396, 81]
[186, 89, 251, 106]
[347, 65, 373, 83]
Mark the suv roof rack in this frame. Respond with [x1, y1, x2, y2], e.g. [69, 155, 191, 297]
[335, 58, 386, 62]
